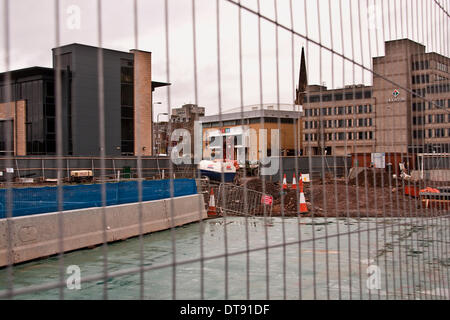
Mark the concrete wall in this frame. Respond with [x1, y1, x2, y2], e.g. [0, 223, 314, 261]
[0, 194, 206, 267]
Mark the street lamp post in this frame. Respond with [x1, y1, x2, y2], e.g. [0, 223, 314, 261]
[156, 112, 169, 155]
[152, 102, 162, 155]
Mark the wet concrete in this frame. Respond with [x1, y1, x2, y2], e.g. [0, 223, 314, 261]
[0, 216, 448, 300]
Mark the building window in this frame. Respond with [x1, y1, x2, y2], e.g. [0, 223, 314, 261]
[358, 105, 363, 114]
[0, 120, 13, 154]
[121, 59, 134, 154]
[413, 130, 424, 139]
[412, 60, 429, 70]
[413, 116, 424, 125]
[334, 93, 343, 101]
[309, 95, 320, 103]
[323, 94, 332, 102]
[358, 118, 364, 127]
[436, 114, 445, 123]
[347, 106, 352, 114]
[436, 100, 445, 108]
[435, 128, 444, 138]
[436, 62, 448, 72]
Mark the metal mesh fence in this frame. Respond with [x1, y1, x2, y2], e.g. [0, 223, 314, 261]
[0, 0, 449, 301]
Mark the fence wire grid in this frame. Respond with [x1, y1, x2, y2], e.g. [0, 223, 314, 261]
[0, 0, 449, 301]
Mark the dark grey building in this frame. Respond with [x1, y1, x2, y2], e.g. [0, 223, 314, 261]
[0, 67, 58, 155]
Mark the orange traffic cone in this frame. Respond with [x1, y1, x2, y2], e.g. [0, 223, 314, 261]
[208, 188, 217, 216]
[299, 175, 308, 214]
[282, 174, 288, 190]
[291, 173, 297, 190]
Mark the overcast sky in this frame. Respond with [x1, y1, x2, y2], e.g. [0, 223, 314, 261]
[0, 0, 448, 118]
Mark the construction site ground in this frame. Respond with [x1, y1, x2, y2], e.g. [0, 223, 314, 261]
[239, 172, 449, 218]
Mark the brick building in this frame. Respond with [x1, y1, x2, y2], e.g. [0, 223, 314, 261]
[302, 39, 450, 156]
[153, 104, 205, 155]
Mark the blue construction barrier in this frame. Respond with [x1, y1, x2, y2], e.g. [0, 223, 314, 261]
[0, 179, 198, 219]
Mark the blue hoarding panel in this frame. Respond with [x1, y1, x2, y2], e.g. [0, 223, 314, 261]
[0, 179, 197, 218]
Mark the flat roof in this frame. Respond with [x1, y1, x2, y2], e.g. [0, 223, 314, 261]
[52, 43, 139, 55]
[200, 108, 303, 123]
[152, 81, 171, 90]
[0, 66, 55, 83]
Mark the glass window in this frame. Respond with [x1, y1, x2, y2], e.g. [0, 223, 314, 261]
[309, 95, 320, 103]
[358, 105, 363, 113]
[323, 94, 332, 102]
[121, 84, 134, 106]
[347, 106, 352, 114]
[46, 82, 55, 97]
[0, 120, 13, 154]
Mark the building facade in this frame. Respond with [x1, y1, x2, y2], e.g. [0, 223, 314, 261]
[153, 104, 205, 155]
[302, 39, 450, 156]
[0, 67, 57, 156]
[200, 105, 303, 162]
[302, 84, 375, 156]
[0, 43, 169, 157]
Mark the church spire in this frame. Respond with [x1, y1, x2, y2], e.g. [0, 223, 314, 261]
[295, 46, 307, 105]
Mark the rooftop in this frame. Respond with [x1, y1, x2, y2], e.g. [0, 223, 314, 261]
[200, 104, 303, 123]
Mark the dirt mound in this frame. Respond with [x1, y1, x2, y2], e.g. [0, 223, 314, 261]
[243, 178, 284, 200]
[239, 177, 434, 217]
[348, 168, 398, 188]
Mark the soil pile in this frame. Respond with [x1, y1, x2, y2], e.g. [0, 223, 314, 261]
[239, 177, 442, 218]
